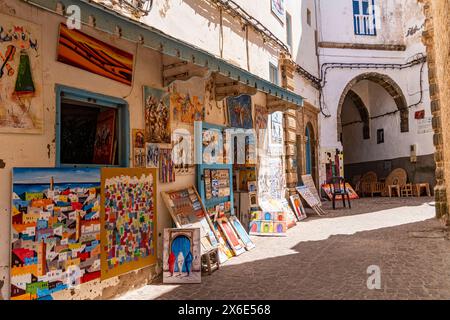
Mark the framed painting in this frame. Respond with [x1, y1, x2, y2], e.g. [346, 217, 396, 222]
[57, 23, 133, 85]
[161, 186, 220, 256]
[290, 194, 307, 221]
[163, 228, 201, 284]
[146, 143, 160, 168]
[216, 216, 246, 256]
[171, 92, 204, 124]
[271, 0, 286, 22]
[159, 148, 175, 183]
[0, 14, 43, 134]
[11, 167, 101, 300]
[143, 86, 171, 144]
[172, 128, 195, 175]
[92, 108, 116, 165]
[100, 168, 157, 280]
[229, 216, 255, 250]
[132, 129, 145, 168]
[227, 94, 253, 129]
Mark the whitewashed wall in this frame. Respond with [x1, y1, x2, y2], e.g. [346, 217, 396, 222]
[316, 0, 433, 184]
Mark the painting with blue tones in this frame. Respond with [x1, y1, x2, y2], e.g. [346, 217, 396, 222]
[163, 228, 201, 284]
[227, 94, 253, 129]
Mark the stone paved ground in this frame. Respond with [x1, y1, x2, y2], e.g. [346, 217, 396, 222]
[116, 197, 450, 300]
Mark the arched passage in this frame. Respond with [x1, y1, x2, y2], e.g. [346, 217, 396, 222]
[337, 72, 408, 142]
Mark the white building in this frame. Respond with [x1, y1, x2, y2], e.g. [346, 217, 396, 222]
[316, 0, 434, 188]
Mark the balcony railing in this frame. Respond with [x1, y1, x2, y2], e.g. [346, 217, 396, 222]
[354, 14, 376, 36]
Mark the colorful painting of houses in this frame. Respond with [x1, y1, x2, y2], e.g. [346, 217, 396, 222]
[11, 168, 101, 300]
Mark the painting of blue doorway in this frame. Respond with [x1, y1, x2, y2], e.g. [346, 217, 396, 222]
[163, 228, 201, 284]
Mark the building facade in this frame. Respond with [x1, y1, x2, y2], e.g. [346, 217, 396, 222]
[316, 0, 435, 189]
[0, 0, 320, 299]
[419, 0, 450, 227]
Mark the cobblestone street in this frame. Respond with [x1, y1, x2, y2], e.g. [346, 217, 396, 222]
[117, 197, 450, 300]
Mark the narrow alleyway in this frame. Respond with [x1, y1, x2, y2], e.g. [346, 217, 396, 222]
[116, 197, 450, 300]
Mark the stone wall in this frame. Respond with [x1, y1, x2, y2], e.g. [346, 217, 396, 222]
[419, 0, 450, 227]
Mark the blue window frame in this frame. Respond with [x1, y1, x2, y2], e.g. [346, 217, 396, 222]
[353, 0, 377, 36]
[194, 122, 235, 216]
[55, 85, 130, 167]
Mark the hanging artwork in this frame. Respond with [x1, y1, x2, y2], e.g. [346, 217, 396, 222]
[132, 129, 145, 168]
[11, 168, 101, 300]
[57, 23, 133, 85]
[270, 111, 283, 145]
[216, 216, 246, 256]
[202, 128, 224, 164]
[229, 216, 255, 250]
[171, 92, 204, 124]
[290, 194, 307, 221]
[146, 143, 159, 168]
[143, 86, 171, 143]
[320, 148, 344, 183]
[159, 148, 175, 183]
[271, 0, 286, 22]
[0, 14, 43, 134]
[92, 109, 116, 165]
[254, 104, 268, 136]
[163, 228, 201, 284]
[172, 129, 195, 175]
[227, 94, 253, 129]
[101, 168, 157, 280]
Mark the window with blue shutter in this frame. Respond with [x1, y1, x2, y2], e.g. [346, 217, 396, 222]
[353, 0, 377, 36]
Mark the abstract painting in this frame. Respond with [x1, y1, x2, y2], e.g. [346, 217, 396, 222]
[171, 92, 204, 124]
[229, 216, 255, 250]
[271, 0, 286, 22]
[290, 194, 307, 221]
[159, 148, 175, 183]
[57, 23, 133, 85]
[227, 94, 253, 129]
[172, 129, 195, 175]
[11, 168, 101, 300]
[143, 86, 171, 143]
[163, 228, 201, 284]
[92, 109, 116, 165]
[0, 14, 43, 134]
[101, 168, 157, 280]
[146, 143, 159, 168]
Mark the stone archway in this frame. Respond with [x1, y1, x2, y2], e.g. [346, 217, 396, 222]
[344, 90, 370, 140]
[336, 72, 409, 141]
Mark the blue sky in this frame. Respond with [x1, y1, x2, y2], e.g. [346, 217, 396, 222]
[13, 168, 100, 184]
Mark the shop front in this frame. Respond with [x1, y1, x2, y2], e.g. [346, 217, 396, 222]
[2, 0, 305, 300]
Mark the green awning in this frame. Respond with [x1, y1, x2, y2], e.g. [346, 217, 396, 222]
[23, 0, 303, 106]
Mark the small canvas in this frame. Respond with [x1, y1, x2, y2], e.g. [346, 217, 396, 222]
[227, 94, 253, 129]
[146, 143, 160, 168]
[290, 194, 307, 221]
[271, 0, 286, 22]
[163, 228, 201, 284]
[216, 216, 246, 256]
[159, 148, 175, 183]
[92, 109, 116, 165]
[229, 216, 255, 250]
[143, 86, 171, 143]
[321, 183, 360, 200]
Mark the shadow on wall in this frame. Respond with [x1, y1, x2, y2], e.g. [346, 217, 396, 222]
[181, 0, 279, 58]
